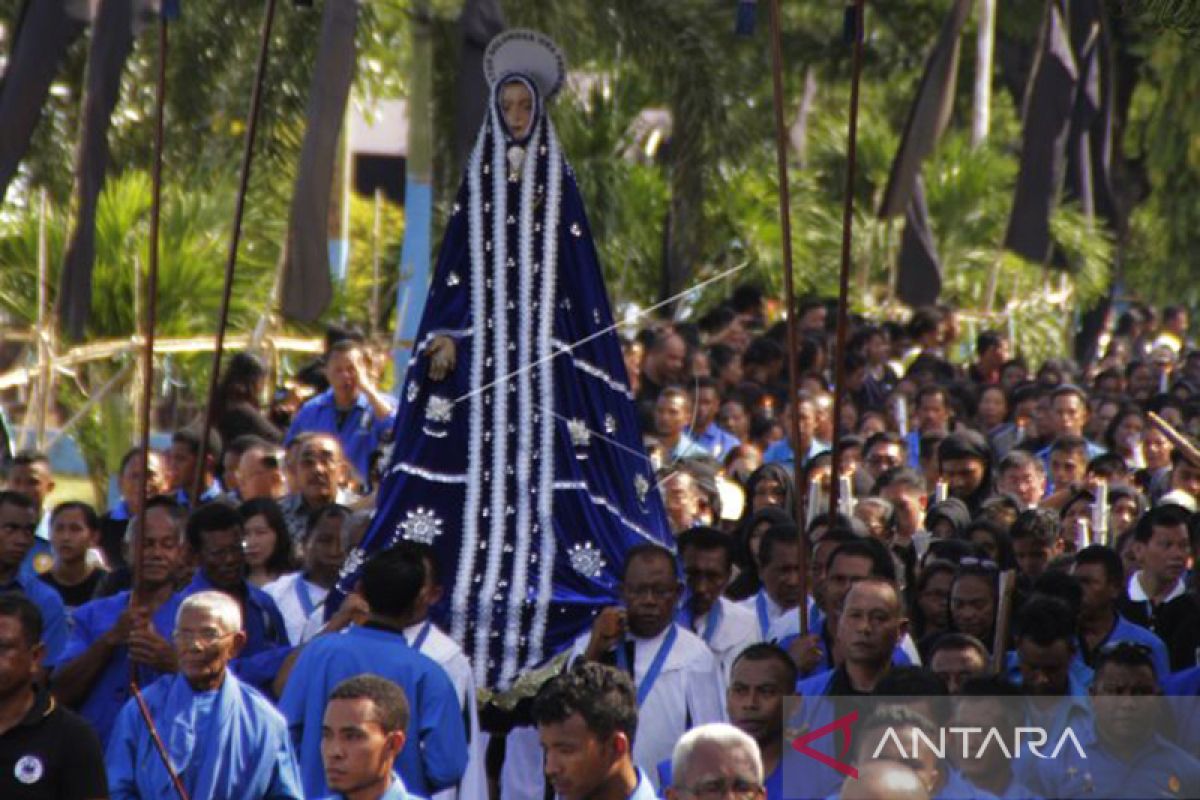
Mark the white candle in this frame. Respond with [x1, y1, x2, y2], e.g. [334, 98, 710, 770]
[1092, 481, 1109, 547]
[839, 475, 854, 517]
[935, 480, 949, 504]
[806, 479, 821, 527]
[895, 395, 908, 437]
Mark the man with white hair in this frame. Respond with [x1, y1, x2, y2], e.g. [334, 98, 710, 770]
[105, 591, 304, 799]
[839, 761, 930, 800]
[665, 722, 765, 800]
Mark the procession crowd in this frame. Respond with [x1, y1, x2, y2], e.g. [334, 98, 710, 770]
[2, 292, 1200, 800]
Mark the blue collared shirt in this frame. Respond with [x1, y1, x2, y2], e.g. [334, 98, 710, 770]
[55, 589, 184, 745]
[278, 623, 468, 799]
[763, 438, 829, 470]
[686, 423, 741, 462]
[286, 389, 395, 481]
[0, 569, 67, 663]
[319, 772, 427, 800]
[1078, 613, 1171, 681]
[1029, 727, 1200, 799]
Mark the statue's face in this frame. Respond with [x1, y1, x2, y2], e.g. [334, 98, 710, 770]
[500, 81, 534, 139]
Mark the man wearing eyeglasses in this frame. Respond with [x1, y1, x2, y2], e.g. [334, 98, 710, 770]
[106, 591, 303, 798]
[175, 502, 290, 690]
[666, 722, 765, 800]
[0, 491, 67, 664]
[1028, 642, 1200, 799]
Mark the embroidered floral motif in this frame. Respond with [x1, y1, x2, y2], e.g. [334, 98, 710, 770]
[399, 508, 444, 545]
[604, 414, 617, 435]
[446, 271, 461, 287]
[568, 542, 607, 579]
[426, 396, 453, 424]
[406, 381, 419, 403]
[570, 222, 583, 237]
[635, 474, 650, 504]
[339, 547, 366, 581]
[568, 418, 590, 448]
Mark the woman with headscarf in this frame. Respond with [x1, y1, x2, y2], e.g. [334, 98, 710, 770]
[339, 31, 673, 691]
[936, 430, 996, 517]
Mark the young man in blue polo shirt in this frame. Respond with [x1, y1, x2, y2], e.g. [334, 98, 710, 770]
[0, 491, 67, 663]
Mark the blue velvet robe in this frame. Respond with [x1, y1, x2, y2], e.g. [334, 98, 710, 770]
[334, 73, 671, 689]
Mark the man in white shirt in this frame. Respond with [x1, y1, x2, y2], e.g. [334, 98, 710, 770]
[677, 527, 756, 683]
[502, 544, 725, 797]
[396, 541, 485, 800]
[737, 524, 804, 641]
[265, 504, 349, 644]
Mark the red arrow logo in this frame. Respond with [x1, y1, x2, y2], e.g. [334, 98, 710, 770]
[790, 710, 860, 779]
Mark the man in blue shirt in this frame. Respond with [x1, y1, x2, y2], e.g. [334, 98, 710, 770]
[5, 450, 55, 574]
[278, 544, 467, 798]
[105, 591, 304, 799]
[177, 501, 291, 689]
[320, 675, 428, 800]
[1030, 641, 1200, 799]
[168, 427, 223, 507]
[685, 377, 740, 461]
[1073, 545, 1171, 678]
[287, 338, 396, 484]
[0, 491, 67, 662]
[52, 496, 188, 745]
[534, 662, 657, 800]
[763, 392, 828, 469]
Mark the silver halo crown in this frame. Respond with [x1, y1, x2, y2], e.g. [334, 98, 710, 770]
[484, 29, 567, 101]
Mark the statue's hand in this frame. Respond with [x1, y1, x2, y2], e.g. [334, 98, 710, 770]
[427, 336, 457, 382]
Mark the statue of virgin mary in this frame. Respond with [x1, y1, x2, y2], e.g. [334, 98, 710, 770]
[334, 30, 673, 690]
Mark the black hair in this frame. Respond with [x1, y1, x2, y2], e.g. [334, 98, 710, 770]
[10, 450, 50, 468]
[998, 449, 1044, 475]
[872, 466, 926, 496]
[620, 543, 677, 582]
[0, 490, 35, 513]
[532, 662, 639, 743]
[184, 501, 243, 553]
[236, 498, 296, 574]
[927, 631, 989, 663]
[0, 593, 43, 647]
[1073, 545, 1124, 587]
[1009, 509, 1059, 547]
[676, 527, 736, 573]
[1092, 641, 1158, 681]
[826, 538, 895, 581]
[730, 642, 798, 688]
[874, 667, 951, 724]
[1012, 594, 1075, 647]
[1048, 434, 1088, 456]
[1135, 502, 1192, 544]
[49, 501, 100, 531]
[307, 503, 352, 539]
[1031, 570, 1082, 619]
[976, 330, 1006, 358]
[171, 427, 223, 463]
[757, 524, 800, 570]
[361, 545, 427, 617]
[328, 674, 410, 733]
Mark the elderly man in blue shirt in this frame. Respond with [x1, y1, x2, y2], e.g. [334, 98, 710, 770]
[286, 339, 396, 485]
[105, 590, 304, 799]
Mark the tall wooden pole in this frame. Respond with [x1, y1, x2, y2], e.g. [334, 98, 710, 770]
[766, 0, 808, 635]
[129, 14, 192, 800]
[828, 0, 867, 519]
[132, 17, 168, 604]
[194, 0, 279, 503]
